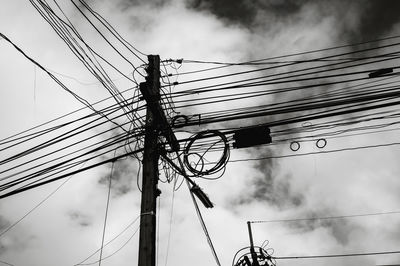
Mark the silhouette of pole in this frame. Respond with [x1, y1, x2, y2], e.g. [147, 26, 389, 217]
[138, 55, 161, 266]
[247, 221, 260, 266]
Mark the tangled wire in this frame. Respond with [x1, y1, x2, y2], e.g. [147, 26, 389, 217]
[232, 241, 276, 266]
[183, 130, 230, 179]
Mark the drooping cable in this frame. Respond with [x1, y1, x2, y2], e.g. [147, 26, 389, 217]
[274, 250, 400, 260]
[249, 210, 400, 224]
[98, 159, 114, 266]
[0, 163, 86, 238]
[0, 32, 97, 115]
[164, 182, 176, 266]
[75, 0, 147, 63]
[186, 180, 221, 266]
[0, 32, 130, 131]
[74, 214, 141, 265]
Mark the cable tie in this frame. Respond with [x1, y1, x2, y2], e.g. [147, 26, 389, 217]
[141, 211, 155, 216]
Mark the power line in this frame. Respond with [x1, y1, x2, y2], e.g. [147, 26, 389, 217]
[29, 0, 141, 124]
[0, 86, 138, 145]
[164, 35, 400, 78]
[180, 35, 400, 67]
[0, 148, 143, 199]
[69, 0, 146, 65]
[74, 214, 143, 265]
[249, 210, 400, 224]
[186, 180, 221, 266]
[0, 32, 98, 114]
[274, 250, 400, 260]
[0, 31, 132, 131]
[98, 159, 114, 266]
[0, 169, 78, 238]
[172, 43, 400, 88]
[76, 0, 147, 62]
[79, 226, 140, 265]
[228, 140, 400, 162]
[163, 185, 176, 266]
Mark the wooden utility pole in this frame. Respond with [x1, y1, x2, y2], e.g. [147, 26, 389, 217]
[138, 55, 161, 266]
[138, 55, 180, 266]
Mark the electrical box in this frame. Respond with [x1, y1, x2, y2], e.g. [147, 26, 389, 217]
[368, 68, 393, 78]
[233, 126, 272, 149]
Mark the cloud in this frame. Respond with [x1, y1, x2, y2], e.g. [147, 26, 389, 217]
[68, 210, 92, 227]
[186, 0, 400, 43]
[185, 0, 256, 26]
[344, 1, 400, 42]
[98, 157, 140, 196]
[0, 216, 10, 255]
[2, 1, 400, 266]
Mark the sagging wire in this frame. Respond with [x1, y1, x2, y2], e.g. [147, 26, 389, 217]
[77, 226, 141, 266]
[186, 179, 222, 266]
[31, 0, 145, 130]
[132, 64, 147, 84]
[156, 194, 161, 266]
[75, 0, 148, 63]
[164, 181, 176, 266]
[157, 135, 222, 261]
[136, 160, 142, 192]
[74, 212, 153, 266]
[98, 157, 115, 266]
[0, 162, 87, 239]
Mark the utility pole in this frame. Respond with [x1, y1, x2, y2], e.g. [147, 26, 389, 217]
[138, 55, 213, 266]
[138, 55, 161, 266]
[247, 221, 260, 266]
[138, 55, 180, 266]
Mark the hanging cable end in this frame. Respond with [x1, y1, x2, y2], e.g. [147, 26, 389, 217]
[191, 184, 214, 208]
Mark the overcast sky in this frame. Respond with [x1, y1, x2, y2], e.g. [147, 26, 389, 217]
[1, 1, 400, 266]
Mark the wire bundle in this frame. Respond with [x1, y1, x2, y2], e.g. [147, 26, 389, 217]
[154, 35, 400, 164]
[0, 94, 146, 198]
[3, 4, 400, 198]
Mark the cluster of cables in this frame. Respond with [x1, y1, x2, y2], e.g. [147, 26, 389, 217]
[232, 241, 276, 266]
[158, 35, 400, 161]
[29, 0, 148, 132]
[144, 34, 400, 184]
[0, 89, 147, 198]
[4, 3, 400, 195]
[0, 0, 159, 198]
[156, 128, 231, 190]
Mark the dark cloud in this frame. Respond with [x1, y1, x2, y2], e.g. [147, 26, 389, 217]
[251, 166, 303, 208]
[288, 215, 360, 245]
[118, 0, 171, 9]
[98, 157, 139, 196]
[186, 0, 400, 43]
[185, 0, 310, 27]
[231, 147, 304, 208]
[349, 1, 400, 42]
[68, 211, 92, 227]
[186, 0, 256, 26]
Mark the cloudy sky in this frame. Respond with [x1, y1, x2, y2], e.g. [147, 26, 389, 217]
[1, 1, 400, 266]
